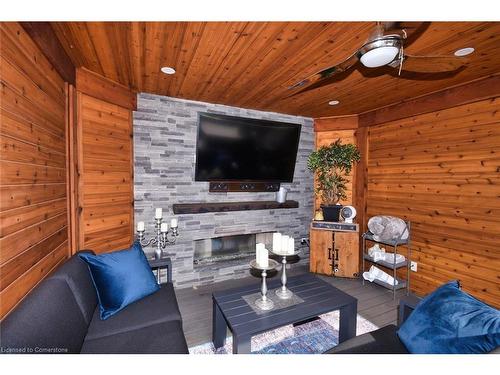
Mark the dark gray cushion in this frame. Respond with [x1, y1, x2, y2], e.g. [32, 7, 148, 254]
[0, 278, 88, 354]
[325, 324, 409, 354]
[85, 283, 182, 340]
[81, 321, 189, 354]
[49, 251, 98, 325]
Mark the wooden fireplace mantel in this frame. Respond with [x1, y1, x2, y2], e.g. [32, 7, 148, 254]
[172, 200, 299, 214]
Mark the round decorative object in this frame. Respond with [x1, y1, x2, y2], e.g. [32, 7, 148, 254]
[341, 205, 357, 223]
[250, 259, 279, 271]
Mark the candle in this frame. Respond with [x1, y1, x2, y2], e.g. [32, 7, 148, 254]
[155, 208, 163, 219]
[259, 248, 269, 267]
[256, 243, 262, 264]
[272, 232, 282, 253]
[137, 221, 145, 232]
[160, 223, 168, 233]
[261, 248, 269, 267]
[288, 237, 295, 255]
[256, 243, 264, 260]
[281, 235, 289, 255]
[256, 243, 268, 267]
[170, 218, 178, 228]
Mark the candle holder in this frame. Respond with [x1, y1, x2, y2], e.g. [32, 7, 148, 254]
[136, 217, 179, 260]
[250, 259, 279, 311]
[271, 250, 300, 299]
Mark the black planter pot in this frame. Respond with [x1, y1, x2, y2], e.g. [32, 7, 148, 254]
[321, 204, 343, 222]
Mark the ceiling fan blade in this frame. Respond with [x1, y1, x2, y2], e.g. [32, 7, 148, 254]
[287, 52, 359, 93]
[402, 54, 468, 73]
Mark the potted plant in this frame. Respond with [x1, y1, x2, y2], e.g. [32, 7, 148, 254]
[307, 139, 361, 222]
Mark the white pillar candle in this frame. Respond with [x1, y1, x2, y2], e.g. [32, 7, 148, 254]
[272, 232, 282, 253]
[256, 243, 262, 264]
[137, 221, 145, 232]
[256, 243, 268, 266]
[160, 223, 168, 233]
[260, 248, 269, 268]
[155, 208, 163, 219]
[281, 235, 289, 254]
[170, 218, 178, 228]
[288, 237, 295, 255]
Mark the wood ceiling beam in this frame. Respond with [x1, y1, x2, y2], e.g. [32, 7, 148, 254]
[76, 67, 137, 110]
[358, 74, 500, 127]
[314, 115, 358, 132]
[20, 22, 76, 85]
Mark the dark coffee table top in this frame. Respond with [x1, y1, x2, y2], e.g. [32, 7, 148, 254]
[212, 273, 357, 337]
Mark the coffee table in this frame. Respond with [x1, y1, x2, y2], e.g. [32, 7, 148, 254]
[212, 273, 357, 354]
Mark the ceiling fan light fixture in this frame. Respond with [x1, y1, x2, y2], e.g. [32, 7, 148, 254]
[360, 46, 400, 68]
[161, 66, 176, 75]
[328, 100, 340, 106]
[454, 47, 474, 57]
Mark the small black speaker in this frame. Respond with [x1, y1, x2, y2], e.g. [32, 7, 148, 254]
[264, 183, 280, 191]
[239, 183, 255, 191]
[209, 182, 228, 192]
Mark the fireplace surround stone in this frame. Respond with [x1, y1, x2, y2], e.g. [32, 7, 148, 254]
[133, 94, 314, 288]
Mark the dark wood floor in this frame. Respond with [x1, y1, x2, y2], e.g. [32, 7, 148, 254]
[175, 265, 406, 348]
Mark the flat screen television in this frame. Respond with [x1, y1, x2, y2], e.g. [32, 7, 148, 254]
[195, 113, 301, 182]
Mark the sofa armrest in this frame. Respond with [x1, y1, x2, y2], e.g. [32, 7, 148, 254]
[398, 294, 421, 326]
[148, 257, 172, 284]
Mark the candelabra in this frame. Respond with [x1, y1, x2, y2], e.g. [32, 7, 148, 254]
[136, 210, 179, 259]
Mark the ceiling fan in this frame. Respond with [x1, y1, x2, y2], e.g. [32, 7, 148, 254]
[288, 22, 469, 95]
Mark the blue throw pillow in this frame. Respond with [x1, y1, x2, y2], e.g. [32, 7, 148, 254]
[79, 241, 160, 320]
[397, 281, 500, 353]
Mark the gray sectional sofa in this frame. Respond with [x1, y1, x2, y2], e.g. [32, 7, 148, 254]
[325, 294, 500, 354]
[0, 251, 188, 354]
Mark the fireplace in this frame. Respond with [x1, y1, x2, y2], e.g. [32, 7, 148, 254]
[193, 232, 274, 266]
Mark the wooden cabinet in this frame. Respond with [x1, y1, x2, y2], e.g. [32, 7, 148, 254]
[309, 226, 359, 278]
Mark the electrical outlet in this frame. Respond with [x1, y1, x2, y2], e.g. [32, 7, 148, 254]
[300, 237, 309, 245]
[410, 261, 418, 272]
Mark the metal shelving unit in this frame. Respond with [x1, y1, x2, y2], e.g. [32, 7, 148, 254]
[362, 222, 411, 299]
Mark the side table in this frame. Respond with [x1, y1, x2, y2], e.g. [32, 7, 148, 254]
[148, 257, 172, 284]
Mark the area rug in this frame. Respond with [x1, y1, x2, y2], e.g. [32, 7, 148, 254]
[189, 311, 378, 354]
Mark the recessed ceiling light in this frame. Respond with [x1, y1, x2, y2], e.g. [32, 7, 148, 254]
[454, 47, 475, 57]
[328, 100, 340, 106]
[161, 66, 176, 75]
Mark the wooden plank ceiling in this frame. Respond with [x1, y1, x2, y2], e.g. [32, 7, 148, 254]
[51, 22, 500, 117]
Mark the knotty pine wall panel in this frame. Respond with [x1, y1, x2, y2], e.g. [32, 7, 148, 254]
[366, 97, 500, 307]
[0, 22, 69, 319]
[314, 130, 356, 211]
[77, 93, 134, 253]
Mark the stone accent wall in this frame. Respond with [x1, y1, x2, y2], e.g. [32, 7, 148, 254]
[134, 93, 314, 288]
